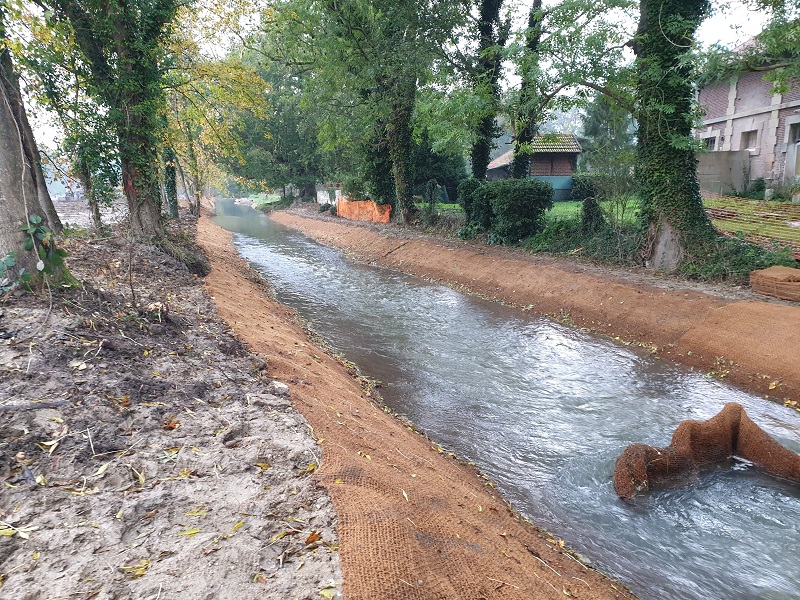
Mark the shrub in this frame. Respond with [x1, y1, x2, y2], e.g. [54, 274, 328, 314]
[481, 179, 554, 243]
[319, 203, 333, 213]
[456, 178, 482, 224]
[571, 173, 601, 202]
[329, 204, 337, 217]
[581, 196, 605, 234]
[680, 235, 796, 283]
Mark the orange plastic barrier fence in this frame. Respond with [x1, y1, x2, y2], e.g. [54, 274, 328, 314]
[336, 198, 392, 223]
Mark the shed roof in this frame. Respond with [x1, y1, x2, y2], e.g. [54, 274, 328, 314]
[486, 134, 582, 170]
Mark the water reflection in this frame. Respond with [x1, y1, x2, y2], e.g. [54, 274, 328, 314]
[215, 203, 800, 600]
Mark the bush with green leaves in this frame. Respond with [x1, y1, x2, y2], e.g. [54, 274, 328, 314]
[319, 203, 333, 213]
[477, 179, 554, 244]
[456, 178, 482, 224]
[680, 236, 797, 283]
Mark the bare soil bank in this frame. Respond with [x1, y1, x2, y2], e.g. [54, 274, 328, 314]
[0, 217, 341, 600]
[271, 209, 800, 408]
[198, 215, 636, 600]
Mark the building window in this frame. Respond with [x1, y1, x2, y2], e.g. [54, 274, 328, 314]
[741, 129, 758, 150]
[703, 136, 716, 151]
[790, 123, 800, 144]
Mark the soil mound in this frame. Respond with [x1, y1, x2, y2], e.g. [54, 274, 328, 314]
[750, 265, 800, 301]
[614, 402, 800, 501]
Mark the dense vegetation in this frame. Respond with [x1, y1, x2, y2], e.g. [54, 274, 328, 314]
[0, 0, 797, 283]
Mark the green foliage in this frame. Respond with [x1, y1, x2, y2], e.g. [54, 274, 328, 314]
[581, 196, 605, 234]
[526, 212, 644, 264]
[329, 204, 337, 217]
[458, 177, 494, 231]
[635, 0, 715, 261]
[20, 214, 68, 277]
[318, 203, 333, 213]
[732, 178, 766, 201]
[680, 236, 797, 283]
[476, 178, 554, 243]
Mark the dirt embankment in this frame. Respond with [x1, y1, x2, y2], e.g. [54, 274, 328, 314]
[271, 210, 800, 407]
[0, 219, 341, 599]
[197, 215, 636, 600]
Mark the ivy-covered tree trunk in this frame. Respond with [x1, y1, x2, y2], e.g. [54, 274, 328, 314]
[119, 122, 162, 236]
[387, 74, 417, 223]
[635, 0, 715, 272]
[470, 0, 509, 180]
[511, 0, 543, 179]
[164, 146, 178, 218]
[43, 0, 179, 238]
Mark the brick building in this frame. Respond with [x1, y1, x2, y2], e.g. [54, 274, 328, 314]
[485, 133, 582, 201]
[696, 71, 800, 194]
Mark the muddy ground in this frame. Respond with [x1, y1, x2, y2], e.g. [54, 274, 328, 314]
[0, 216, 341, 599]
[272, 206, 800, 407]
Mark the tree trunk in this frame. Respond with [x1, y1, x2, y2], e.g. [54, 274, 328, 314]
[635, 0, 714, 272]
[511, 0, 543, 180]
[470, 0, 508, 180]
[0, 18, 62, 234]
[164, 146, 178, 218]
[77, 154, 103, 231]
[0, 79, 41, 275]
[387, 75, 416, 224]
[120, 149, 162, 237]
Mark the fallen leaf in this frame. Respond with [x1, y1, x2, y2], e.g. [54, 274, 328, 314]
[305, 531, 321, 546]
[178, 528, 201, 537]
[232, 521, 244, 532]
[319, 587, 336, 599]
[92, 462, 111, 477]
[119, 559, 150, 578]
[163, 418, 180, 430]
[254, 462, 271, 474]
[186, 508, 207, 517]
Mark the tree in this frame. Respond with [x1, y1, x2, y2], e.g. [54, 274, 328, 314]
[38, 0, 181, 237]
[0, 4, 64, 279]
[507, 0, 636, 179]
[579, 93, 635, 176]
[469, 0, 510, 180]
[634, 0, 715, 271]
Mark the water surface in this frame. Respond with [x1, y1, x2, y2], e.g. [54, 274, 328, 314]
[215, 204, 800, 600]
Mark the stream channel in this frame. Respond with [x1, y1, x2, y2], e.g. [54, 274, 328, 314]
[215, 202, 800, 600]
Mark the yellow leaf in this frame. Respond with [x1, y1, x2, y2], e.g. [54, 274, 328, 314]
[120, 559, 150, 578]
[0, 527, 16, 537]
[769, 380, 779, 390]
[320, 587, 336, 599]
[232, 521, 244, 531]
[401, 489, 409, 502]
[334, 478, 344, 484]
[186, 508, 207, 517]
[93, 462, 111, 477]
[35, 474, 47, 486]
[178, 528, 201, 537]
[255, 462, 271, 474]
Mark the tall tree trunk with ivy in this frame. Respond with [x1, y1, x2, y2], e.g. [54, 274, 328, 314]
[511, 0, 543, 179]
[634, 0, 715, 272]
[470, 0, 510, 180]
[387, 74, 417, 224]
[43, 0, 179, 238]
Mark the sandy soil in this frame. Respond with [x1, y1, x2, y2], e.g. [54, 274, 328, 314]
[0, 217, 341, 599]
[197, 215, 636, 600]
[271, 207, 800, 407]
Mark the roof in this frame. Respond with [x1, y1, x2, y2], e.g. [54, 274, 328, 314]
[486, 134, 582, 170]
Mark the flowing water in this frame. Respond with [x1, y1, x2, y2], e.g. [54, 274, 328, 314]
[215, 202, 800, 600]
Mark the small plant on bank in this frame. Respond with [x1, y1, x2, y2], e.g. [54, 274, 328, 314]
[318, 203, 333, 213]
[680, 236, 797, 283]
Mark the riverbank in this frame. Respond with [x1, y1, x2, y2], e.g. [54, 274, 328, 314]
[271, 208, 800, 407]
[0, 216, 341, 599]
[197, 214, 636, 599]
